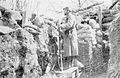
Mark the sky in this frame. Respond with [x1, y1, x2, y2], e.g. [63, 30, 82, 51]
[0, 0, 113, 19]
[36, 0, 113, 19]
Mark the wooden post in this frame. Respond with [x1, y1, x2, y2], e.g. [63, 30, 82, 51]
[58, 24, 63, 71]
[12, 0, 16, 10]
[98, 6, 103, 65]
[99, 6, 102, 29]
[22, 11, 27, 26]
[78, 0, 81, 8]
[99, 6, 102, 43]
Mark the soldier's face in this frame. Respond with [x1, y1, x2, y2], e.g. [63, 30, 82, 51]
[64, 10, 69, 15]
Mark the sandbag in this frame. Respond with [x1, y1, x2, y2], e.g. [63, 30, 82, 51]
[77, 29, 92, 35]
[6, 10, 22, 20]
[89, 19, 97, 29]
[96, 43, 102, 48]
[77, 24, 93, 36]
[32, 17, 44, 28]
[0, 25, 15, 34]
[102, 16, 115, 24]
[95, 23, 100, 29]
[96, 30, 102, 36]
[96, 36, 102, 42]
[0, 19, 4, 25]
[78, 33, 93, 38]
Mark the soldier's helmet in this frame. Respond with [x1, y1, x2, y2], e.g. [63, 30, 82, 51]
[63, 7, 70, 15]
[63, 7, 69, 11]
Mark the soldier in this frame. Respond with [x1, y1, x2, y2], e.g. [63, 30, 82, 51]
[60, 7, 79, 67]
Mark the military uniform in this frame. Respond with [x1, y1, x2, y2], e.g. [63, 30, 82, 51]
[61, 13, 78, 57]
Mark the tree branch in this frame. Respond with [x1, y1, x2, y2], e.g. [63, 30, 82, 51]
[109, 0, 120, 9]
[72, 2, 103, 13]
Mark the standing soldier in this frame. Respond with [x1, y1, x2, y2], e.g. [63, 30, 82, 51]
[60, 7, 79, 67]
